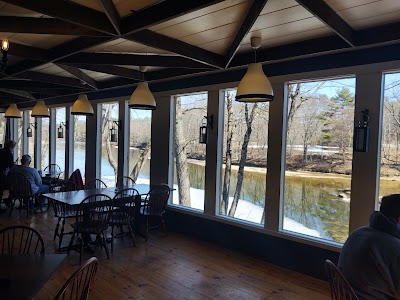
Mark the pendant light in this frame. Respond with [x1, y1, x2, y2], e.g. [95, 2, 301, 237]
[31, 100, 50, 118]
[128, 66, 156, 110]
[236, 37, 274, 102]
[5, 103, 21, 118]
[71, 94, 94, 116]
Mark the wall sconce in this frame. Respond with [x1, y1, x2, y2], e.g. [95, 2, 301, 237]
[199, 115, 213, 144]
[0, 38, 9, 73]
[57, 122, 67, 139]
[109, 120, 121, 143]
[27, 123, 36, 138]
[354, 109, 370, 152]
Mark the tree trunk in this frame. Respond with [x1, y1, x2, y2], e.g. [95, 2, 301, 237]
[130, 142, 151, 182]
[221, 93, 234, 215]
[228, 103, 258, 217]
[174, 96, 191, 206]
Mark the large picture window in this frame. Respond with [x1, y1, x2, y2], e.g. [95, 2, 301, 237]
[283, 78, 355, 243]
[55, 108, 66, 176]
[218, 89, 268, 224]
[379, 72, 400, 200]
[171, 93, 207, 211]
[41, 117, 50, 169]
[100, 102, 119, 187]
[73, 115, 86, 177]
[129, 108, 151, 185]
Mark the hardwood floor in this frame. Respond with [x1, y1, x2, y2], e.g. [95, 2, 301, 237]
[0, 208, 330, 299]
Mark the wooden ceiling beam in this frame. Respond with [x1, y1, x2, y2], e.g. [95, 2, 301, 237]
[121, 0, 225, 35]
[7, 42, 49, 60]
[16, 71, 88, 89]
[1, 0, 117, 35]
[97, 0, 121, 35]
[295, 0, 355, 46]
[225, 0, 269, 68]
[125, 30, 224, 68]
[62, 64, 143, 80]
[4, 36, 114, 77]
[59, 52, 212, 69]
[0, 17, 105, 36]
[0, 89, 36, 100]
[55, 63, 98, 90]
[0, 80, 84, 90]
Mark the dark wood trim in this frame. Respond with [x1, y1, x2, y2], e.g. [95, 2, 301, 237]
[0, 80, 85, 90]
[16, 72, 88, 89]
[355, 21, 400, 45]
[8, 43, 49, 60]
[125, 30, 224, 68]
[295, 0, 355, 46]
[121, 0, 225, 35]
[0, 16, 105, 36]
[55, 64, 98, 90]
[59, 52, 213, 69]
[4, 36, 114, 77]
[63, 63, 143, 80]
[146, 68, 210, 81]
[98, 0, 121, 35]
[0, 89, 36, 100]
[1, 0, 117, 35]
[225, 0, 269, 68]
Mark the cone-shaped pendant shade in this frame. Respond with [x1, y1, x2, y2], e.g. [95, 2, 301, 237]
[128, 82, 156, 110]
[5, 103, 21, 118]
[71, 94, 94, 116]
[236, 63, 274, 102]
[31, 100, 50, 117]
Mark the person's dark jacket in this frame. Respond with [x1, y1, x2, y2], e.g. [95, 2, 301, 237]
[0, 147, 14, 172]
[338, 211, 400, 300]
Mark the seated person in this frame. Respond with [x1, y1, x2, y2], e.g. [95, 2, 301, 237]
[8, 154, 49, 210]
[338, 194, 400, 300]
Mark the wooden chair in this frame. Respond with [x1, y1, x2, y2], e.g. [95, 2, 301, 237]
[53, 257, 98, 300]
[139, 184, 170, 241]
[84, 178, 107, 190]
[43, 164, 63, 192]
[0, 225, 45, 254]
[109, 188, 139, 252]
[68, 194, 113, 264]
[325, 259, 359, 300]
[7, 172, 38, 218]
[116, 176, 135, 188]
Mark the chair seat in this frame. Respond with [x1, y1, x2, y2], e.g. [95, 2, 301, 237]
[72, 220, 108, 234]
[56, 210, 81, 218]
[109, 211, 134, 225]
[139, 206, 163, 216]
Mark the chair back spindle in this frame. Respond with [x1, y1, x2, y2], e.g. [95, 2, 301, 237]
[0, 225, 45, 254]
[325, 259, 359, 300]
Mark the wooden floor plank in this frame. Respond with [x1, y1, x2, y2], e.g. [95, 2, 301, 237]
[0, 207, 330, 299]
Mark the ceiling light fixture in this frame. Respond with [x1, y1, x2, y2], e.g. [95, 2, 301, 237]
[128, 66, 156, 110]
[31, 100, 50, 118]
[5, 103, 21, 118]
[71, 94, 94, 116]
[0, 38, 9, 73]
[236, 36, 274, 102]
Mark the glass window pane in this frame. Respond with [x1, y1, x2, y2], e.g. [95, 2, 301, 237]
[129, 108, 151, 185]
[28, 112, 35, 166]
[0, 113, 5, 147]
[172, 93, 207, 211]
[17, 117, 22, 160]
[379, 73, 400, 200]
[100, 103, 119, 187]
[218, 89, 268, 224]
[73, 115, 86, 177]
[41, 117, 50, 168]
[55, 108, 66, 177]
[283, 78, 355, 243]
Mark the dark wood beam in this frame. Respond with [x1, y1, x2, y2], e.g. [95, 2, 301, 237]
[7, 43, 49, 60]
[0, 89, 36, 100]
[16, 72, 88, 89]
[62, 64, 143, 80]
[295, 0, 355, 46]
[225, 0, 269, 68]
[98, 0, 121, 35]
[4, 36, 114, 77]
[0, 17, 105, 36]
[121, 0, 225, 35]
[1, 0, 117, 35]
[59, 53, 212, 69]
[0, 80, 85, 90]
[355, 21, 400, 45]
[55, 64, 98, 90]
[125, 30, 224, 68]
[146, 68, 209, 81]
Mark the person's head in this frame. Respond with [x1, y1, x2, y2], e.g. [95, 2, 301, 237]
[380, 194, 400, 223]
[20, 154, 32, 167]
[5, 140, 16, 150]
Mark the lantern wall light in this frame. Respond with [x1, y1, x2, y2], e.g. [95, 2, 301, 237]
[199, 115, 214, 144]
[27, 123, 36, 138]
[57, 122, 68, 139]
[0, 38, 9, 73]
[109, 120, 121, 143]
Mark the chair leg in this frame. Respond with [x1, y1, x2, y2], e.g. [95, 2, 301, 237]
[111, 225, 115, 253]
[8, 198, 15, 217]
[54, 218, 61, 240]
[145, 216, 149, 242]
[67, 232, 76, 255]
[160, 216, 168, 237]
[58, 218, 66, 249]
[79, 236, 83, 265]
[127, 223, 136, 247]
[101, 232, 110, 259]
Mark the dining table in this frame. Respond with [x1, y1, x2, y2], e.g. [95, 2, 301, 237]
[0, 253, 67, 300]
